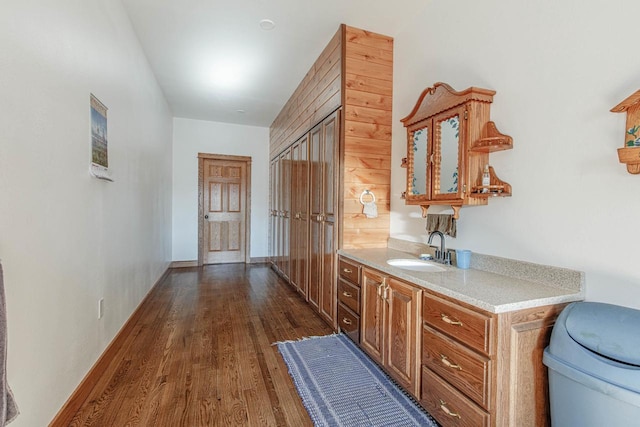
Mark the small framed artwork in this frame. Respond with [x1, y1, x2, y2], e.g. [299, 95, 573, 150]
[89, 94, 113, 181]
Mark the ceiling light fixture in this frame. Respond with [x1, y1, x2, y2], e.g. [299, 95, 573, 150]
[259, 19, 275, 31]
[209, 61, 245, 89]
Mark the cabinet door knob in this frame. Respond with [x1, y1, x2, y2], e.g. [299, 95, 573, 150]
[440, 313, 463, 326]
[204, 215, 209, 219]
[342, 291, 353, 298]
[342, 317, 352, 325]
[342, 268, 352, 274]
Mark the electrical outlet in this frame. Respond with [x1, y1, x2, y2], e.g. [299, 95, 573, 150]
[98, 298, 104, 319]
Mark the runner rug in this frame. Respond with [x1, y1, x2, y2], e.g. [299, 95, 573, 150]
[277, 333, 439, 426]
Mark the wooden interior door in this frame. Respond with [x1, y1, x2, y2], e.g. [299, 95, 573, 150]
[200, 155, 250, 265]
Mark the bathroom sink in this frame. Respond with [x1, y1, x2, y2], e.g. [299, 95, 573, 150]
[386, 258, 446, 272]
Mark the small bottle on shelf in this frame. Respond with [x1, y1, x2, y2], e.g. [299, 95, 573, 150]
[482, 164, 490, 193]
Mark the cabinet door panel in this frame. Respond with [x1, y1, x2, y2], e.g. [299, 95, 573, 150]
[360, 268, 385, 364]
[385, 278, 421, 397]
[432, 106, 466, 202]
[319, 219, 335, 327]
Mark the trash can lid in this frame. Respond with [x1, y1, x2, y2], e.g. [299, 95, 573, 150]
[566, 302, 640, 366]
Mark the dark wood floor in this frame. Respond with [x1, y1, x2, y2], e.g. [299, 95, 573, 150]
[66, 264, 333, 426]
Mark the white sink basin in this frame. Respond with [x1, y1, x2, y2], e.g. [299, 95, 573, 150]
[386, 258, 446, 272]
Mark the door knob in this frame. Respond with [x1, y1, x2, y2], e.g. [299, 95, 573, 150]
[204, 215, 209, 219]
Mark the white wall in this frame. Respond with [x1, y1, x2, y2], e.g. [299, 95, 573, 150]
[172, 118, 270, 261]
[0, 1, 173, 425]
[391, 0, 640, 308]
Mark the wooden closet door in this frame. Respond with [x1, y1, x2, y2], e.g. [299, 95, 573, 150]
[269, 159, 278, 267]
[291, 135, 309, 298]
[279, 149, 291, 279]
[319, 111, 339, 327]
[308, 123, 322, 310]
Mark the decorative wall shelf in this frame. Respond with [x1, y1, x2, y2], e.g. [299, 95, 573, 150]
[611, 89, 640, 174]
[470, 166, 512, 198]
[470, 121, 513, 152]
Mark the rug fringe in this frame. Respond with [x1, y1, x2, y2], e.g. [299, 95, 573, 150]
[271, 333, 339, 347]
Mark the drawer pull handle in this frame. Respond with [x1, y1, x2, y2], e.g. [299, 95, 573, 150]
[342, 291, 353, 298]
[441, 314, 463, 326]
[439, 400, 461, 419]
[343, 268, 353, 274]
[440, 354, 462, 371]
[342, 318, 353, 325]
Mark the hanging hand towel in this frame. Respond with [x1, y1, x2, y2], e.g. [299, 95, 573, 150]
[360, 190, 378, 219]
[426, 214, 457, 238]
[362, 202, 378, 219]
[0, 263, 18, 426]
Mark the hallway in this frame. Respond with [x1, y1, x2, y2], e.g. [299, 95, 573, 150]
[62, 264, 332, 426]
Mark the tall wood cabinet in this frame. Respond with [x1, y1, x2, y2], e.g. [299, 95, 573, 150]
[342, 254, 568, 427]
[290, 135, 309, 297]
[269, 25, 393, 328]
[309, 111, 339, 324]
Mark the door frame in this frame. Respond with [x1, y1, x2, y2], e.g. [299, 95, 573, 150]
[197, 153, 252, 266]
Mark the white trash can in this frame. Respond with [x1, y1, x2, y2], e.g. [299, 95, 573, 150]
[543, 302, 640, 426]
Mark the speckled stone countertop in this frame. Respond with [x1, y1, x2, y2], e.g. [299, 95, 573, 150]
[337, 247, 585, 314]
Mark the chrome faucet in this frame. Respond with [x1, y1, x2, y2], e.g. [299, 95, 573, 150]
[427, 231, 451, 265]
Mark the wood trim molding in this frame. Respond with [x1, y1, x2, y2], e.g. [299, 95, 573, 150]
[50, 266, 171, 426]
[249, 257, 269, 264]
[170, 260, 198, 268]
[197, 153, 252, 162]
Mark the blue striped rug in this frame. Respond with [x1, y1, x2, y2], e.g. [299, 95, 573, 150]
[277, 333, 439, 427]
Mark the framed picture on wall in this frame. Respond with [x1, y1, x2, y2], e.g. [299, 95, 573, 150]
[89, 94, 113, 181]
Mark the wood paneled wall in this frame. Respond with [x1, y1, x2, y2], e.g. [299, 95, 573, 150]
[269, 24, 393, 249]
[269, 30, 342, 158]
[341, 26, 393, 249]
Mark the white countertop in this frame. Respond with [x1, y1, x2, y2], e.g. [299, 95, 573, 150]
[338, 248, 585, 314]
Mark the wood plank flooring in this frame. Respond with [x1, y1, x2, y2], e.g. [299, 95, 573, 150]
[63, 264, 333, 426]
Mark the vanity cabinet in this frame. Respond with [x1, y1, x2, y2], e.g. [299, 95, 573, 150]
[401, 82, 512, 219]
[360, 267, 422, 398]
[340, 254, 568, 427]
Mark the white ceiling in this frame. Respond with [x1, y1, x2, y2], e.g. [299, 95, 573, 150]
[121, 0, 422, 127]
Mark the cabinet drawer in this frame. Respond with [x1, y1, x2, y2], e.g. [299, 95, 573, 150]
[423, 293, 494, 355]
[338, 279, 360, 314]
[338, 303, 360, 344]
[421, 366, 490, 427]
[339, 258, 360, 284]
[422, 325, 491, 409]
